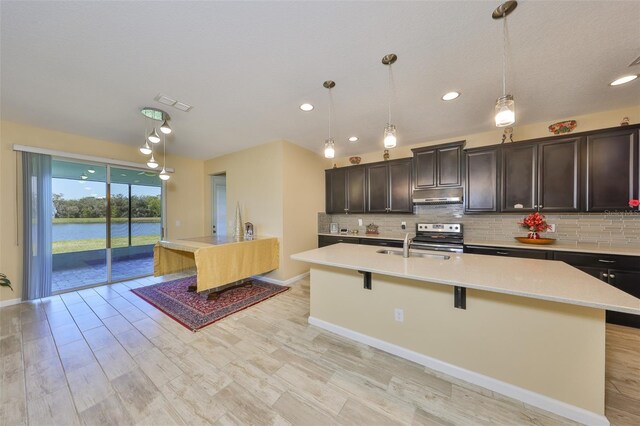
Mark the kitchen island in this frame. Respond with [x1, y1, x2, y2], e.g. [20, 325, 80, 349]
[155, 235, 279, 294]
[291, 243, 640, 426]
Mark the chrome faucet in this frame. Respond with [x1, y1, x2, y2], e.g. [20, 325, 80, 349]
[403, 233, 413, 258]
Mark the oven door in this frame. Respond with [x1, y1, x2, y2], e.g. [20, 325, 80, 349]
[410, 242, 464, 253]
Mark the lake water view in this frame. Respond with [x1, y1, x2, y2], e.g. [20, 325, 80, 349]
[53, 222, 161, 241]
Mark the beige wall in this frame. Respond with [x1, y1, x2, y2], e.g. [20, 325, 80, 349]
[204, 140, 327, 282]
[282, 142, 328, 278]
[334, 106, 640, 166]
[0, 121, 205, 301]
[311, 266, 606, 415]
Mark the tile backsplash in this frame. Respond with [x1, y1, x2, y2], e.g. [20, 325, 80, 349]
[319, 205, 640, 247]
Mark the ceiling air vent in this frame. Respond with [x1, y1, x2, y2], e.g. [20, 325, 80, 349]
[153, 93, 193, 112]
[174, 102, 193, 112]
[155, 94, 177, 106]
[629, 55, 640, 67]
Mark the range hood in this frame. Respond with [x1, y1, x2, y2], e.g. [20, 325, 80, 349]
[412, 187, 463, 204]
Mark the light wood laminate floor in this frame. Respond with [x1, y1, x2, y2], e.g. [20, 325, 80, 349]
[1, 273, 638, 425]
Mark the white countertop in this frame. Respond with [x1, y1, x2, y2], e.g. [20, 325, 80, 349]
[292, 243, 640, 315]
[464, 239, 640, 257]
[318, 233, 640, 256]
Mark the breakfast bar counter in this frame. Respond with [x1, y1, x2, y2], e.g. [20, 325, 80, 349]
[291, 243, 640, 426]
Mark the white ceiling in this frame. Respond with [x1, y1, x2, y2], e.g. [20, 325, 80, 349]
[2, 1, 639, 160]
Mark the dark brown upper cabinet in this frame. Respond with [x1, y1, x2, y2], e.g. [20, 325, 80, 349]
[412, 141, 464, 189]
[464, 145, 501, 213]
[584, 128, 638, 212]
[501, 137, 581, 213]
[325, 167, 346, 214]
[325, 165, 366, 214]
[501, 143, 537, 212]
[537, 137, 581, 212]
[366, 158, 413, 213]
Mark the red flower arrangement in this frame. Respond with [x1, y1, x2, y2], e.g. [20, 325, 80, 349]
[518, 212, 551, 239]
[629, 199, 640, 208]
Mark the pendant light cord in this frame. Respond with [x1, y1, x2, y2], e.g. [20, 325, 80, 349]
[502, 15, 508, 96]
[329, 88, 334, 139]
[163, 132, 166, 168]
[387, 64, 393, 124]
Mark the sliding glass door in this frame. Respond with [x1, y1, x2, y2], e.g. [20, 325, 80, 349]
[51, 160, 162, 293]
[110, 167, 162, 282]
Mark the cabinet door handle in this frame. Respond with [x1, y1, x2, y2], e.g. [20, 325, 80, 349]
[598, 259, 615, 264]
[539, 205, 543, 209]
[609, 274, 615, 279]
[534, 205, 537, 209]
[496, 251, 509, 255]
[379, 242, 388, 246]
[602, 273, 608, 278]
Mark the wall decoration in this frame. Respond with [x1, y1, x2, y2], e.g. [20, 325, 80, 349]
[383, 149, 390, 161]
[620, 117, 630, 126]
[501, 126, 514, 144]
[349, 156, 362, 165]
[548, 120, 577, 135]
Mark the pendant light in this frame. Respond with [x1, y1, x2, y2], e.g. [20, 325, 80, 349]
[147, 128, 161, 144]
[493, 1, 517, 127]
[159, 133, 171, 181]
[160, 119, 172, 135]
[139, 141, 152, 155]
[146, 153, 159, 169]
[323, 80, 336, 159]
[382, 53, 397, 149]
[140, 121, 153, 155]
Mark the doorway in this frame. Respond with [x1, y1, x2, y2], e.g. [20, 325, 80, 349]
[212, 174, 227, 236]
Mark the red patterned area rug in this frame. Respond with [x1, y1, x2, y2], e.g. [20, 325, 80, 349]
[131, 276, 288, 331]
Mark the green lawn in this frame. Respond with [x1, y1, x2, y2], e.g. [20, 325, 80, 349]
[53, 235, 159, 254]
[53, 217, 160, 224]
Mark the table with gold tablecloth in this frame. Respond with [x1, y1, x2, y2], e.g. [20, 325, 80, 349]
[154, 236, 279, 292]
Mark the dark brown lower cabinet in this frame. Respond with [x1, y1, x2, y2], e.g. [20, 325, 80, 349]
[358, 238, 403, 248]
[318, 235, 403, 248]
[463, 245, 550, 259]
[317, 235, 359, 248]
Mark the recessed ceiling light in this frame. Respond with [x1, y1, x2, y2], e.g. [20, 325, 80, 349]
[299, 103, 314, 112]
[348, 136, 359, 142]
[442, 91, 461, 101]
[609, 75, 638, 86]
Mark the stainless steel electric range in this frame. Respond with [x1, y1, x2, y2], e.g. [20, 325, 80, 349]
[410, 223, 464, 253]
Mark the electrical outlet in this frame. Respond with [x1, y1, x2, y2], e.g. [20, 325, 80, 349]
[358, 218, 363, 226]
[401, 221, 406, 230]
[548, 224, 556, 233]
[394, 308, 404, 322]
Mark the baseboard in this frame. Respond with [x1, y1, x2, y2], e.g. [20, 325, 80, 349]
[308, 316, 610, 426]
[0, 297, 22, 308]
[253, 271, 309, 287]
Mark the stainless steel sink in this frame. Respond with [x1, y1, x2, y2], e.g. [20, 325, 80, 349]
[376, 249, 450, 260]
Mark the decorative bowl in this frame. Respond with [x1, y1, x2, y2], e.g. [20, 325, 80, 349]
[515, 237, 556, 245]
[548, 120, 577, 135]
[349, 156, 362, 165]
